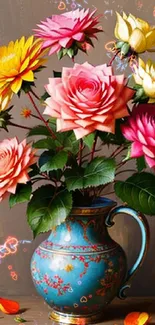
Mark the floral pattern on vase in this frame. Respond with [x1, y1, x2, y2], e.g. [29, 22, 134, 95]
[30, 197, 149, 323]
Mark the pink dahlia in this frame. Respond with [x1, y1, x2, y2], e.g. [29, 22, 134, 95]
[44, 62, 134, 139]
[34, 9, 102, 57]
[121, 104, 155, 168]
[0, 137, 36, 201]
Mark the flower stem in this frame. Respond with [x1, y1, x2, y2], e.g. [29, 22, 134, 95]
[110, 145, 127, 158]
[116, 160, 129, 170]
[104, 191, 115, 196]
[27, 92, 57, 140]
[116, 169, 136, 176]
[78, 139, 83, 166]
[30, 88, 40, 101]
[90, 134, 98, 161]
[31, 113, 41, 120]
[108, 50, 119, 66]
[9, 122, 31, 131]
[110, 146, 120, 158]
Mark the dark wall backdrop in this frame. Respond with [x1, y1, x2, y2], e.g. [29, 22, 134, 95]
[0, 0, 155, 297]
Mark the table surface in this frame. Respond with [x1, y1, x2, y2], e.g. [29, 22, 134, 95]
[1, 296, 155, 325]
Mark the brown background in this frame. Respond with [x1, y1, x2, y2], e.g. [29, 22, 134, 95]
[0, 0, 155, 297]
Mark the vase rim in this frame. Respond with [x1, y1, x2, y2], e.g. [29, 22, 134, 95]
[71, 197, 117, 216]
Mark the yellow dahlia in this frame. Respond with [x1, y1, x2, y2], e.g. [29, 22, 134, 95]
[133, 58, 155, 102]
[0, 36, 46, 98]
[115, 12, 155, 53]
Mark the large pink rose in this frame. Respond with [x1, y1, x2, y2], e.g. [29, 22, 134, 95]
[44, 62, 134, 139]
[0, 137, 36, 201]
[121, 104, 155, 168]
[34, 9, 102, 55]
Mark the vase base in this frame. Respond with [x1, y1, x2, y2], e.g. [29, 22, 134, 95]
[49, 309, 103, 324]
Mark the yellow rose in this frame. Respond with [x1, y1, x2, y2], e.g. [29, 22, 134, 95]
[133, 58, 155, 102]
[115, 12, 155, 53]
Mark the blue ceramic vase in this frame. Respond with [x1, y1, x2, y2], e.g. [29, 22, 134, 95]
[31, 198, 149, 324]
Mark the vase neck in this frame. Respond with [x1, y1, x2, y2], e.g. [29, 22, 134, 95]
[42, 198, 117, 251]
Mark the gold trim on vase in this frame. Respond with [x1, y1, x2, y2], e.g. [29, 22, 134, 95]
[39, 245, 117, 255]
[70, 204, 116, 217]
[49, 309, 104, 324]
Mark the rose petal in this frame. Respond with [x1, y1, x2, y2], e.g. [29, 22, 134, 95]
[44, 61, 134, 138]
[0, 138, 36, 201]
[131, 142, 143, 157]
[0, 298, 20, 314]
[124, 312, 150, 325]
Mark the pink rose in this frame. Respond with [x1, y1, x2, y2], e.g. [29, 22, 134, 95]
[0, 137, 36, 201]
[121, 104, 155, 168]
[34, 9, 102, 55]
[44, 62, 134, 139]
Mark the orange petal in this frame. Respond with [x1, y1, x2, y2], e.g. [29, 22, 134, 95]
[124, 312, 150, 325]
[124, 312, 140, 325]
[138, 312, 150, 325]
[0, 298, 20, 314]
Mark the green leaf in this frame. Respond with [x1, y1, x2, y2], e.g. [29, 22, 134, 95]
[50, 129, 79, 154]
[27, 125, 51, 137]
[116, 41, 125, 49]
[61, 132, 79, 154]
[0, 107, 12, 131]
[39, 121, 78, 154]
[48, 119, 57, 132]
[63, 48, 68, 56]
[14, 316, 27, 323]
[136, 156, 146, 172]
[33, 137, 55, 150]
[53, 71, 62, 78]
[114, 172, 155, 215]
[40, 151, 68, 172]
[122, 145, 131, 162]
[28, 164, 40, 178]
[83, 133, 96, 149]
[34, 65, 46, 73]
[121, 43, 130, 56]
[134, 87, 145, 100]
[27, 185, 72, 236]
[133, 84, 142, 90]
[29, 123, 78, 154]
[65, 167, 84, 191]
[21, 81, 35, 93]
[67, 48, 74, 58]
[49, 169, 63, 181]
[98, 119, 126, 145]
[41, 91, 50, 102]
[9, 183, 32, 208]
[57, 49, 64, 60]
[65, 157, 116, 191]
[84, 157, 116, 188]
[127, 75, 135, 88]
[133, 86, 149, 103]
[39, 151, 50, 168]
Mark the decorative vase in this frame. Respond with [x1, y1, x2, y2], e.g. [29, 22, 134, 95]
[31, 197, 149, 324]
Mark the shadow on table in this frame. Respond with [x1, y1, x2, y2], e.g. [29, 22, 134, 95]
[18, 308, 30, 314]
[102, 300, 155, 322]
[49, 300, 155, 325]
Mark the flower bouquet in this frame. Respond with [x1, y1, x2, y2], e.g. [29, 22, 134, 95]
[0, 8, 155, 323]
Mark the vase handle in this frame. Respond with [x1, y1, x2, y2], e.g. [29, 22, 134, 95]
[105, 205, 150, 299]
